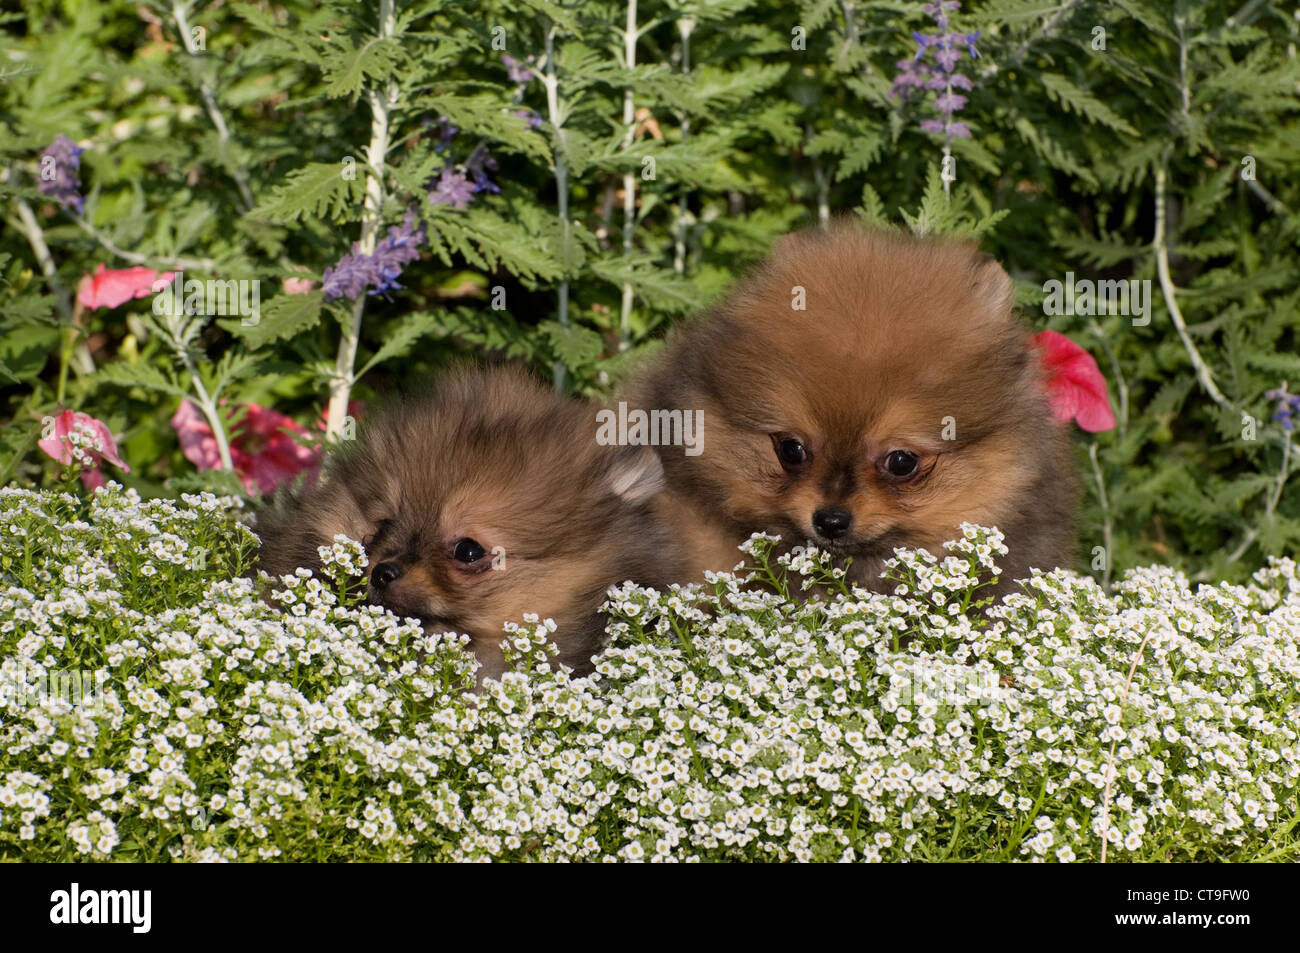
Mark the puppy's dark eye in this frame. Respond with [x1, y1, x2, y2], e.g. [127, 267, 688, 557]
[884, 450, 919, 478]
[452, 538, 487, 564]
[773, 436, 810, 470]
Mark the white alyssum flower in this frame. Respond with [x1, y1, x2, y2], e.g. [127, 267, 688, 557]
[1, 484, 1298, 862]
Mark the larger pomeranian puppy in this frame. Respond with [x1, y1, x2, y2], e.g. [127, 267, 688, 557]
[630, 222, 1077, 595]
[257, 365, 676, 682]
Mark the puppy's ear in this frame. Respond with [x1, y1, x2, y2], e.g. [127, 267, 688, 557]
[606, 445, 665, 504]
[970, 250, 1015, 318]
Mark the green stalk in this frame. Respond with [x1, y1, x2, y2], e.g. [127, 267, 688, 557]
[542, 22, 571, 391]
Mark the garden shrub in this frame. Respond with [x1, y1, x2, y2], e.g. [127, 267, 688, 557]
[1, 0, 1297, 583]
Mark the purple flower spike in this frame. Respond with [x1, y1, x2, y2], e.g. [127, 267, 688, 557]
[934, 91, 968, 114]
[502, 54, 535, 84]
[428, 115, 457, 154]
[935, 44, 963, 72]
[513, 107, 545, 130]
[322, 244, 378, 301]
[322, 210, 427, 301]
[369, 211, 426, 296]
[467, 147, 500, 195]
[890, 1, 980, 145]
[1265, 385, 1300, 432]
[428, 168, 476, 209]
[38, 134, 85, 212]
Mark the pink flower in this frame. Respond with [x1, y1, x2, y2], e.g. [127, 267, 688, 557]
[283, 276, 317, 295]
[1032, 330, 1116, 432]
[171, 399, 321, 495]
[76, 264, 174, 311]
[38, 409, 130, 490]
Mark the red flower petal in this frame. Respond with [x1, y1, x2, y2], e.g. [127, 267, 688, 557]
[1032, 330, 1116, 432]
[171, 399, 321, 495]
[38, 409, 130, 475]
[170, 399, 225, 471]
[76, 264, 174, 311]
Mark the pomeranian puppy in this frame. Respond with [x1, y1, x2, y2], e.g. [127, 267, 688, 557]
[257, 365, 676, 682]
[630, 222, 1077, 596]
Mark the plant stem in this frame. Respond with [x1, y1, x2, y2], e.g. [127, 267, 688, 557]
[1153, 164, 1232, 411]
[618, 0, 639, 352]
[672, 15, 694, 276]
[326, 0, 397, 440]
[11, 196, 72, 321]
[1224, 436, 1293, 566]
[9, 193, 96, 392]
[542, 23, 570, 391]
[171, 0, 255, 211]
[1089, 321, 1128, 437]
[1155, 165, 1300, 567]
[807, 124, 830, 226]
[992, 0, 1084, 74]
[156, 303, 235, 471]
[184, 355, 235, 472]
[838, 0, 860, 69]
[1088, 442, 1113, 589]
[70, 213, 216, 271]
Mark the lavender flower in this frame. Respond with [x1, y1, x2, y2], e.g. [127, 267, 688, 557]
[38, 134, 85, 212]
[1265, 385, 1300, 432]
[428, 168, 476, 209]
[890, 1, 980, 143]
[502, 54, 535, 85]
[466, 146, 500, 195]
[513, 107, 545, 130]
[369, 210, 426, 295]
[322, 210, 426, 301]
[422, 115, 458, 155]
[923, 0, 959, 28]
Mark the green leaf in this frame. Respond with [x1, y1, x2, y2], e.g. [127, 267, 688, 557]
[96, 361, 188, 398]
[356, 311, 443, 378]
[248, 163, 366, 224]
[226, 291, 325, 349]
[541, 320, 605, 370]
[1040, 73, 1139, 136]
[422, 93, 552, 166]
[319, 36, 403, 100]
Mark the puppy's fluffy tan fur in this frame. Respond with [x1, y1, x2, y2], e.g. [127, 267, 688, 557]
[257, 365, 677, 681]
[631, 222, 1077, 594]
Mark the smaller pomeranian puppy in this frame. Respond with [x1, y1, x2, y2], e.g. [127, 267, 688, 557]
[630, 222, 1077, 595]
[257, 365, 676, 682]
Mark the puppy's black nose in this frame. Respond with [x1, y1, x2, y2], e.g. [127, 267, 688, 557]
[371, 562, 403, 589]
[812, 507, 853, 540]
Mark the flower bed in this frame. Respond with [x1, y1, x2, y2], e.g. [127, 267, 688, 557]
[1, 484, 1297, 862]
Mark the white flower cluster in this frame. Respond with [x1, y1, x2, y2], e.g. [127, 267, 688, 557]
[1, 484, 1298, 862]
[61, 420, 107, 469]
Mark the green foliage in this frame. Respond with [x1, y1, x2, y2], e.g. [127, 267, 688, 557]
[0, 0, 1297, 586]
